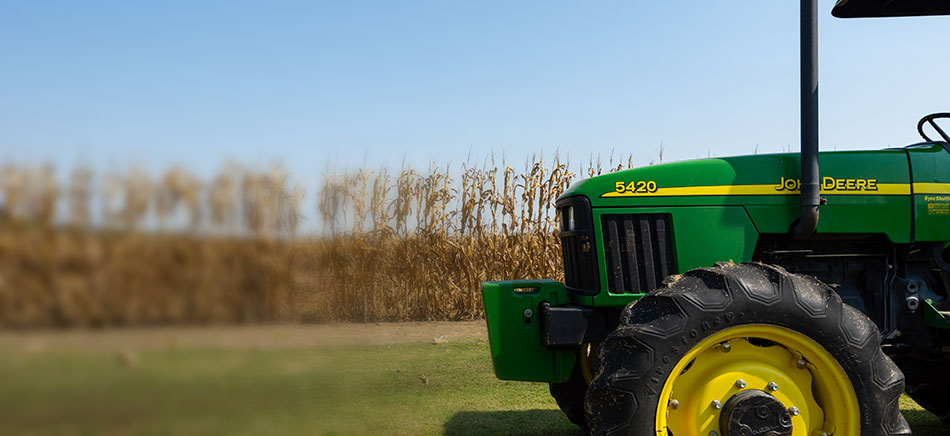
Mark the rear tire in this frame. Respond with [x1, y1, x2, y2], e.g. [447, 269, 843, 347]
[585, 262, 911, 436]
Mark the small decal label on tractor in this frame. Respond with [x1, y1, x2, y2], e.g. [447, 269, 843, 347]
[925, 196, 950, 215]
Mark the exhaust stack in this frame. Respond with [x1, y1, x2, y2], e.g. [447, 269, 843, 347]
[794, 0, 822, 239]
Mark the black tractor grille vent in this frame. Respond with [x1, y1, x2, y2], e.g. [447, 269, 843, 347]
[602, 214, 674, 294]
[557, 196, 599, 295]
[561, 233, 598, 292]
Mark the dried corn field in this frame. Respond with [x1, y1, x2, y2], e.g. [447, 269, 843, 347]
[0, 154, 639, 326]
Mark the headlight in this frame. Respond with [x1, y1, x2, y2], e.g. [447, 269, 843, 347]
[564, 206, 575, 231]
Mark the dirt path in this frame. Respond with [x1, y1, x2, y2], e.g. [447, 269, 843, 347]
[0, 321, 487, 353]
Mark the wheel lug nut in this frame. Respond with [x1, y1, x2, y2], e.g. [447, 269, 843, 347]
[767, 382, 779, 392]
[789, 406, 800, 416]
[670, 399, 679, 410]
[735, 379, 747, 389]
[711, 399, 722, 409]
[709, 432, 720, 436]
[796, 359, 807, 369]
[720, 343, 732, 353]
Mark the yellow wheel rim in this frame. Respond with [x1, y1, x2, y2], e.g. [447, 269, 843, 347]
[580, 342, 599, 385]
[655, 324, 860, 436]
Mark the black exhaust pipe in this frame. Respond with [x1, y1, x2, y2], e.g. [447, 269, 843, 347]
[794, 0, 822, 239]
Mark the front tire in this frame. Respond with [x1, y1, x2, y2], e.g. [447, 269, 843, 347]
[550, 356, 588, 431]
[585, 262, 911, 436]
[550, 343, 598, 431]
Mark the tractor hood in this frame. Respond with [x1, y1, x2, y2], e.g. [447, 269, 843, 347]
[559, 149, 911, 209]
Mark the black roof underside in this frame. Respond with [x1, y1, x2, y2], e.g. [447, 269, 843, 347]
[832, 0, 950, 18]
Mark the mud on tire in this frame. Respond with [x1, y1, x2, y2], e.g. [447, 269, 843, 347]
[584, 262, 911, 436]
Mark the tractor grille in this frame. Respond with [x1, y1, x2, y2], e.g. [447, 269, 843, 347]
[557, 197, 599, 295]
[561, 233, 598, 292]
[601, 214, 674, 294]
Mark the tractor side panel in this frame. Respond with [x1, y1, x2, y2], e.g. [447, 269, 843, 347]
[907, 143, 950, 241]
[736, 151, 912, 242]
[816, 151, 910, 241]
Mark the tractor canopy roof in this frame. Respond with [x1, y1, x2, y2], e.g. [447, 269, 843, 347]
[832, 0, 950, 18]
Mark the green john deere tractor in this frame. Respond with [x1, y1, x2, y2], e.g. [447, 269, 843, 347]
[481, 1, 950, 435]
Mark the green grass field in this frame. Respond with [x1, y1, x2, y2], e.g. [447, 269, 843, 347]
[0, 327, 944, 435]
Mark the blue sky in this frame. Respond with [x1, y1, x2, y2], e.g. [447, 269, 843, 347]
[1, 0, 948, 180]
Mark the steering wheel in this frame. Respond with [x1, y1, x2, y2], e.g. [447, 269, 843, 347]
[917, 113, 950, 143]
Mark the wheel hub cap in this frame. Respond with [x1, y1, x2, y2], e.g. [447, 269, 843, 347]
[720, 390, 793, 436]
